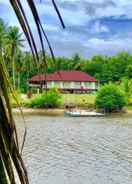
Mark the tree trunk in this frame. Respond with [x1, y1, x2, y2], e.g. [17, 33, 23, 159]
[12, 56, 15, 89]
[17, 72, 20, 90]
[12, 45, 16, 90]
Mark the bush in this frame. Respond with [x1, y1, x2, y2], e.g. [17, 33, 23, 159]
[27, 94, 45, 108]
[95, 83, 126, 112]
[120, 77, 132, 104]
[45, 88, 60, 108]
[27, 88, 60, 108]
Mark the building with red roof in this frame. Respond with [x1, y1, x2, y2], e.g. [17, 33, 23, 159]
[28, 70, 98, 93]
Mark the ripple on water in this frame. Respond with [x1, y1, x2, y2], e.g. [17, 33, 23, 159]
[15, 115, 132, 184]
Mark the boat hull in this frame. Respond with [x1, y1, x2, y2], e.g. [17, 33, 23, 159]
[64, 111, 104, 117]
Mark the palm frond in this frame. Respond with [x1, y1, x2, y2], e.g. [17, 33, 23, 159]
[10, 0, 39, 65]
[0, 0, 65, 183]
[52, 0, 65, 29]
[0, 54, 29, 184]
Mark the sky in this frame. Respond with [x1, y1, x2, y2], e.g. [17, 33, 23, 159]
[1, 0, 132, 58]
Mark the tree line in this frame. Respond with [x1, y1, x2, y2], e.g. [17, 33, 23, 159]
[0, 18, 132, 93]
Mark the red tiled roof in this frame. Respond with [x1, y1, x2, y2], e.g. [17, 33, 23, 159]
[28, 70, 97, 82]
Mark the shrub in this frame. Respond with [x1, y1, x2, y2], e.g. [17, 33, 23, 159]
[45, 88, 60, 108]
[27, 94, 45, 108]
[95, 83, 126, 112]
[120, 77, 132, 104]
[27, 88, 60, 108]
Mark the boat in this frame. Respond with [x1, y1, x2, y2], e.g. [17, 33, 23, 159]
[64, 109, 104, 117]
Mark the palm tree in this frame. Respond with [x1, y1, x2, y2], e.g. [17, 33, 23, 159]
[6, 26, 24, 89]
[0, 0, 65, 183]
[0, 19, 6, 54]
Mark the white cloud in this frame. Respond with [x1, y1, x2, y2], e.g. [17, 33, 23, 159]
[84, 37, 132, 55]
[92, 21, 109, 33]
[44, 24, 59, 31]
[1, 0, 132, 57]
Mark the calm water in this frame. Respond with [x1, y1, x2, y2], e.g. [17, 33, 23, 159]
[15, 114, 132, 184]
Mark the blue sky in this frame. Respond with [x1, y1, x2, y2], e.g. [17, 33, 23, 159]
[1, 0, 132, 57]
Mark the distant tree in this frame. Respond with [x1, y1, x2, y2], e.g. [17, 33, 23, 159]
[6, 26, 24, 89]
[0, 19, 6, 53]
[110, 52, 132, 81]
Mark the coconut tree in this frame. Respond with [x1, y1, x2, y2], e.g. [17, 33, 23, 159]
[0, 0, 65, 184]
[15, 50, 23, 90]
[0, 19, 6, 54]
[6, 26, 24, 89]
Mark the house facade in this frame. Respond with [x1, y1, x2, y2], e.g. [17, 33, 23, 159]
[28, 70, 98, 93]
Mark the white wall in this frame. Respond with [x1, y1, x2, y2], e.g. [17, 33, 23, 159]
[47, 81, 97, 89]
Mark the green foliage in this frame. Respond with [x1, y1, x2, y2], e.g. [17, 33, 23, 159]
[27, 88, 60, 108]
[27, 94, 45, 108]
[121, 78, 132, 103]
[45, 88, 60, 108]
[125, 64, 132, 78]
[9, 50, 132, 93]
[95, 83, 126, 112]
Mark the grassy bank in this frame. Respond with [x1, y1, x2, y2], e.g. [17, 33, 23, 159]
[60, 94, 96, 108]
[127, 105, 132, 110]
[11, 93, 96, 108]
[11, 93, 132, 111]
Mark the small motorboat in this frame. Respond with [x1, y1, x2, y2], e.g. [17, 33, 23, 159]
[64, 109, 104, 117]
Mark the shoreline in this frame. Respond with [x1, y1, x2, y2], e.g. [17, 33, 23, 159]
[13, 108, 65, 116]
[13, 107, 132, 116]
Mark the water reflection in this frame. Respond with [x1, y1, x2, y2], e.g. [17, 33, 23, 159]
[15, 115, 132, 184]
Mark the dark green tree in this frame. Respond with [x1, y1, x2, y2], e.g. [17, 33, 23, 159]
[96, 83, 126, 112]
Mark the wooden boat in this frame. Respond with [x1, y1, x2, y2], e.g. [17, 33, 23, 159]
[64, 109, 104, 117]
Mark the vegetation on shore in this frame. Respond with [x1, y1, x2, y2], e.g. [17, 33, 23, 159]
[11, 90, 132, 112]
[11, 92, 96, 109]
[7, 51, 132, 93]
[95, 83, 127, 112]
[25, 88, 60, 108]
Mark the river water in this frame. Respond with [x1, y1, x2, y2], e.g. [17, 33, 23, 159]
[15, 114, 132, 184]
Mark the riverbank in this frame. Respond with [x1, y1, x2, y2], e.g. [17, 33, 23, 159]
[13, 107, 132, 116]
[13, 108, 65, 116]
[11, 93, 96, 108]
[11, 93, 132, 116]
